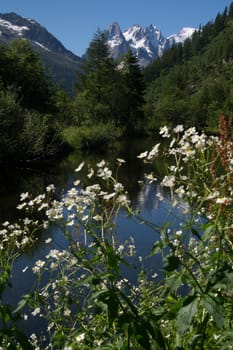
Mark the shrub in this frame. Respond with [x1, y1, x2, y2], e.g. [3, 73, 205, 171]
[61, 123, 122, 151]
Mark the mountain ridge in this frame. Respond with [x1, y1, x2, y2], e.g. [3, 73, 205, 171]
[0, 12, 82, 93]
[0, 12, 196, 91]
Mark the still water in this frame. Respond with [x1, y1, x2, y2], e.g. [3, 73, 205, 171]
[1, 136, 182, 337]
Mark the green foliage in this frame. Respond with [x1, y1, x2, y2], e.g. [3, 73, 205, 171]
[0, 39, 70, 162]
[118, 50, 146, 131]
[0, 86, 24, 160]
[61, 123, 122, 151]
[144, 3, 233, 130]
[74, 31, 146, 133]
[0, 39, 55, 112]
[21, 111, 61, 157]
[75, 30, 120, 124]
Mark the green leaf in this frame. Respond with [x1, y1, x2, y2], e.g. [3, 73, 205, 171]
[167, 298, 185, 319]
[201, 294, 224, 328]
[191, 227, 202, 240]
[0, 304, 11, 324]
[201, 223, 214, 241]
[150, 240, 164, 256]
[14, 294, 31, 314]
[177, 297, 198, 334]
[164, 255, 180, 272]
[166, 272, 182, 292]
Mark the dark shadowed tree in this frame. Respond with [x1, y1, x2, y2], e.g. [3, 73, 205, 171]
[120, 50, 145, 131]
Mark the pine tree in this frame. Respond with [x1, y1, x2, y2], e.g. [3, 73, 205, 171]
[229, 2, 233, 18]
[76, 30, 119, 124]
[120, 50, 145, 131]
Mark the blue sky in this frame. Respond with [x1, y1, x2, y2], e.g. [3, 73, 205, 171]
[0, 0, 232, 56]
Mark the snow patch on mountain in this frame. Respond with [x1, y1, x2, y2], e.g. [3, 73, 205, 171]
[167, 27, 196, 44]
[0, 18, 29, 35]
[34, 41, 50, 52]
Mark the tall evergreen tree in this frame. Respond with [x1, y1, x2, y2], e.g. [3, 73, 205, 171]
[229, 2, 233, 18]
[120, 50, 145, 131]
[75, 30, 119, 124]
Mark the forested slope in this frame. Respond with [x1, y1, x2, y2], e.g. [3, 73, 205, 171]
[144, 3, 233, 131]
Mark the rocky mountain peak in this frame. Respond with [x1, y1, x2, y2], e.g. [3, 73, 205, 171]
[105, 22, 196, 67]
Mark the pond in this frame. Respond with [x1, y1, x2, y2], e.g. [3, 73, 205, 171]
[0, 136, 183, 338]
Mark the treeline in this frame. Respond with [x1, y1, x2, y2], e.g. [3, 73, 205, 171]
[143, 2, 233, 131]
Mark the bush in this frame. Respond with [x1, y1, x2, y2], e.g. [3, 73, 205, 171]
[61, 123, 122, 151]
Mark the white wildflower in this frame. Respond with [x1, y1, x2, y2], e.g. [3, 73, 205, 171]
[17, 202, 27, 210]
[173, 125, 184, 133]
[93, 215, 103, 221]
[2, 221, 9, 227]
[67, 219, 75, 226]
[117, 244, 124, 254]
[145, 173, 157, 183]
[96, 160, 105, 167]
[46, 184, 55, 193]
[116, 158, 126, 164]
[20, 192, 29, 201]
[114, 182, 124, 192]
[73, 179, 81, 186]
[137, 150, 148, 159]
[97, 167, 112, 180]
[103, 193, 115, 200]
[64, 308, 71, 317]
[116, 194, 130, 206]
[75, 161, 85, 172]
[31, 307, 41, 317]
[152, 273, 158, 278]
[87, 168, 94, 178]
[169, 165, 177, 172]
[161, 175, 175, 188]
[147, 143, 160, 159]
[169, 138, 176, 148]
[159, 126, 170, 138]
[81, 215, 89, 222]
[76, 333, 85, 343]
[156, 192, 164, 201]
[175, 186, 185, 198]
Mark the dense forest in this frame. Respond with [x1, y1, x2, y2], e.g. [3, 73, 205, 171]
[144, 3, 233, 131]
[1, 2, 233, 163]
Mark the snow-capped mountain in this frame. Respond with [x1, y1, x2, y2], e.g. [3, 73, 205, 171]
[0, 12, 196, 89]
[0, 12, 82, 93]
[105, 23, 196, 67]
[167, 27, 197, 46]
[0, 12, 80, 61]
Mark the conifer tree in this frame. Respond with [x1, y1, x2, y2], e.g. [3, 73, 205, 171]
[120, 50, 145, 131]
[76, 30, 119, 124]
[229, 2, 233, 18]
